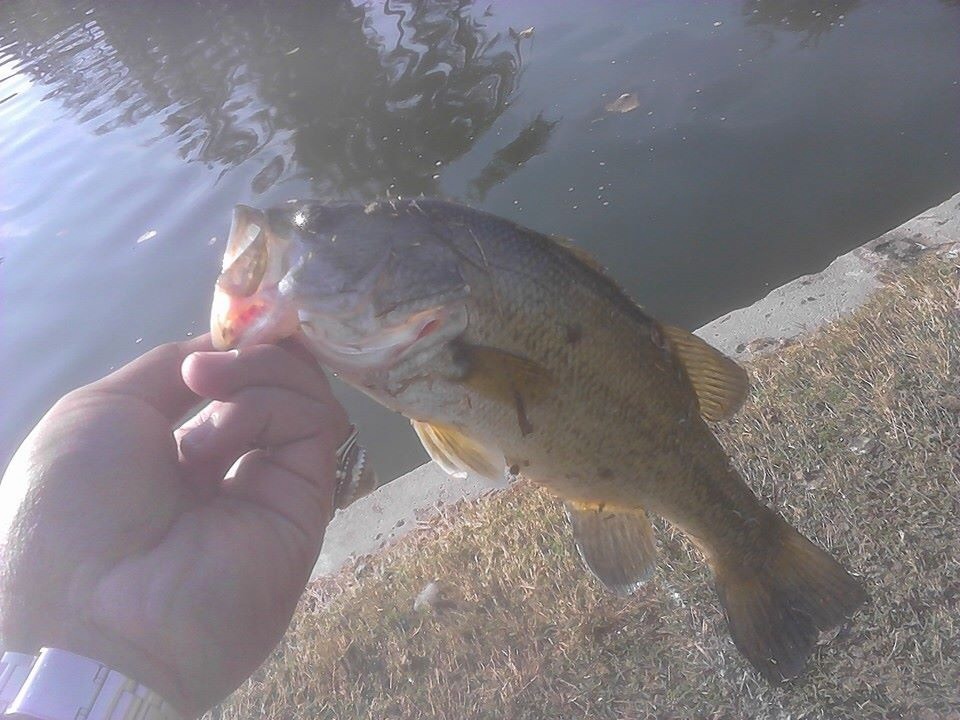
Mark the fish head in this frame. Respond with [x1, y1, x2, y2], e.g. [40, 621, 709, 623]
[211, 201, 471, 375]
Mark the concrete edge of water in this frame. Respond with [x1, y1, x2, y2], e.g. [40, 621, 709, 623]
[312, 190, 960, 580]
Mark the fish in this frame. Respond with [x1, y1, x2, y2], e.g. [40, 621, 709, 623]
[209, 198, 866, 682]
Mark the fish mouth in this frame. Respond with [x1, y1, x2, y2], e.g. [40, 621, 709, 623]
[211, 205, 298, 350]
[211, 200, 472, 363]
[211, 285, 297, 350]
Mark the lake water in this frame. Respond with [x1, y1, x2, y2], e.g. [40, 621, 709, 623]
[2, 0, 958, 482]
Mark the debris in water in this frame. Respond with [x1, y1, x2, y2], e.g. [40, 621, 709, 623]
[251, 155, 285, 194]
[604, 92, 639, 114]
[510, 26, 535, 40]
[136, 230, 158, 244]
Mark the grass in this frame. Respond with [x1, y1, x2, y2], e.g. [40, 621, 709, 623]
[212, 255, 959, 720]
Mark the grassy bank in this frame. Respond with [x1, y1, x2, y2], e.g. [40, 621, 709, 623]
[214, 255, 959, 719]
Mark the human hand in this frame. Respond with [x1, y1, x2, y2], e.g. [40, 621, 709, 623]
[0, 336, 349, 717]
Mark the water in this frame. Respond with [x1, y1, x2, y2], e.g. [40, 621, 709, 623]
[1, 0, 958, 482]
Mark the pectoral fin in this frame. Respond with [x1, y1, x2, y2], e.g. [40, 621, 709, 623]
[412, 419, 504, 481]
[564, 501, 657, 596]
[451, 343, 554, 437]
[662, 325, 749, 421]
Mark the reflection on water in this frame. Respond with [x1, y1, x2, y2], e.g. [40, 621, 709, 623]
[6, 0, 522, 197]
[1, 0, 959, 482]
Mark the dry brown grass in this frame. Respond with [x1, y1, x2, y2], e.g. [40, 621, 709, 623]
[212, 256, 959, 720]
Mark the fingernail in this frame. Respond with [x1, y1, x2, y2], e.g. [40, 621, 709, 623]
[194, 348, 240, 361]
[180, 418, 217, 456]
[185, 348, 240, 370]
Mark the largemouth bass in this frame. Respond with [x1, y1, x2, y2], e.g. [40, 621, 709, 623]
[210, 198, 866, 681]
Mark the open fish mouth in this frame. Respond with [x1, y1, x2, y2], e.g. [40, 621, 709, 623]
[212, 200, 473, 357]
[211, 205, 299, 350]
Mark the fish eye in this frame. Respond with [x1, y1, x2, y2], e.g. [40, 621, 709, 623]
[217, 226, 268, 297]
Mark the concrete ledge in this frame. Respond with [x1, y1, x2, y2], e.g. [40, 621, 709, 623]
[698, 191, 960, 358]
[313, 464, 505, 579]
[313, 190, 960, 580]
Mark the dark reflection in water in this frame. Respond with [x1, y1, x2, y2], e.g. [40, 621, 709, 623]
[12, 1, 282, 163]
[5, 0, 521, 197]
[285, 0, 521, 197]
[2, 0, 959, 484]
[743, 0, 861, 45]
[469, 113, 558, 201]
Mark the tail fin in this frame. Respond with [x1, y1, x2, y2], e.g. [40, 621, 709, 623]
[713, 519, 867, 682]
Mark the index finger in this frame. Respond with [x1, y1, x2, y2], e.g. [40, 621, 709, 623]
[87, 334, 214, 422]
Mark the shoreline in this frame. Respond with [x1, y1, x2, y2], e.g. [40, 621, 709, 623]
[313, 189, 960, 580]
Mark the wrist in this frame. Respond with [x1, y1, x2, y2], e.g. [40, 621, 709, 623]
[0, 648, 187, 719]
[0, 619, 197, 718]
[0, 588, 199, 717]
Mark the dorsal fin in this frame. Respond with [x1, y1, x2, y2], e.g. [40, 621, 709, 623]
[549, 235, 608, 274]
[662, 325, 749, 421]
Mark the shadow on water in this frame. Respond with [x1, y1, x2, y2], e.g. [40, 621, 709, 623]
[3, 0, 523, 198]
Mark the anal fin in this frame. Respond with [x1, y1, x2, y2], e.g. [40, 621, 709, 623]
[564, 501, 657, 596]
[412, 419, 504, 482]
